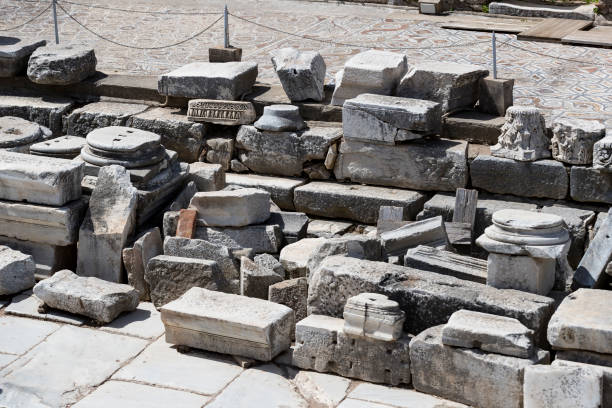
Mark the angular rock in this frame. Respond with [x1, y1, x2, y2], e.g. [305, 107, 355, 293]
[491, 106, 551, 162]
[128, 228, 162, 300]
[570, 166, 612, 204]
[158, 62, 258, 100]
[268, 277, 307, 325]
[551, 117, 605, 165]
[271, 48, 326, 102]
[30, 135, 86, 159]
[230, 159, 249, 172]
[343, 93, 442, 144]
[343, 293, 406, 341]
[523, 365, 602, 408]
[396, 62, 488, 113]
[64, 101, 148, 137]
[470, 155, 568, 199]
[76, 165, 138, 282]
[279, 237, 326, 279]
[478, 76, 514, 116]
[294, 181, 427, 224]
[160, 287, 293, 361]
[189, 188, 270, 227]
[593, 134, 612, 172]
[254, 104, 306, 132]
[268, 211, 309, 244]
[188, 162, 225, 192]
[0, 150, 83, 206]
[306, 235, 383, 277]
[0, 246, 35, 295]
[240, 256, 283, 299]
[292, 371, 350, 408]
[331, 50, 408, 106]
[0, 116, 52, 152]
[0, 94, 73, 135]
[574, 209, 612, 288]
[334, 138, 468, 192]
[205, 137, 234, 171]
[410, 325, 549, 408]
[33, 269, 139, 322]
[380, 216, 448, 257]
[226, 173, 307, 211]
[236, 124, 342, 177]
[404, 245, 487, 284]
[27, 44, 96, 85]
[308, 219, 352, 238]
[0, 37, 45, 77]
[442, 110, 504, 145]
[254, 253, 285, 278]
[146, 255, 225, 308]
[551, 359, 612, 408]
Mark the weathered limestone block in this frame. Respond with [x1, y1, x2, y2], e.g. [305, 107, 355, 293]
[557, 349, 612, 368]
[308, 219, 353, 238]
[268, 211, 309, 244]
[189, 188, 270, 227]
[271, 47, 326, 102]
[551, 359, 612, 408]
[279, 237, 326, 279]
[523, 365, 602, 408]
[442, 110, 504, 145]
[76, 165, 137, 282]
[226, 173, 306, 211]
[470, 155, 568, 199]
[254, 105, 306, 132]
[268, 277, 307, 324]
[573, 209, 612, 288]
[478, 76, 514, 116]
[404, 245, 487, 284]
[0, 116, 52, 152]
[125, 227, 162, 301]
[230, 159, 249, 172]
[0, 37, 45, 77]
[410, 325, 549, 408]
[308, 256, 556, 344]
[343, 293, 405, 341]
[205, 137, 234, 171]
[334, 138, 468, 192]
[294, 181, 427, 224]
[127, 107, 207, 162]
[235, 125, 342, 177]
[30, 135, 86, 159]
[145, 255, 224, 308]
[0, 150, 83, 206]
[135, 163, 188, 226]
[240, 256, 283, 299]
[442, 310, 535, 358]
[570, 166, 612, 204]
[33, 269, 139, 322]
[187, 162, 225, 192]
[0, 94, 73, 135]
[306, 235, 383, 277]
[255, 253, 286, 278]
[291, 314, 412, 385]
[0, 236, 76, 278]
[331, 50, 408, 106]
[160, 287, 294, 361]
[491, 106, 551, 162]
[551, 118, 605, 165]
[396, 62, 488, 113]
[158, 62, 258, 100]
[380, 216, 448, 257]
[27, 44, 96, 85]
[593, 134, 612, 172]
[64, 101, 148, 136]
[0, 246, 35, 295]
[547, 289, 612, 355]
[343, 94, 442, 144]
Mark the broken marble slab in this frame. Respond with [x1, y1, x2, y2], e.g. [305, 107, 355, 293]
[271, 47, 326, 102]
[0, 246, 35, 295]
[123, 228, 162, 301]
[308, 218, 353, 238]
[240, 256, 283, 299]
[161, 287, 294, 361]
[158, 61, 258, 100]
[442, 309, 535, 358]
[343, 293, 406, 341]
[0, 115, 53, 152]
[306, 235, 383, 278]
[343, 93, 442, 144]
[491, 106, 551, 162]
[573, 208, 612, 288]
[64, 101, 149, 136]
[279, 237, 326, 279]
[380, 216, 448, 257]
[188, 162, 225, 192]
[33, 269, 139, 323]
[0, 37, 46, 77]
[410, 325, 549, 408]
[0, 150, 83, 206]
[593, 134, 612, 172]
[268, 210, 309, 244]
[226, 173, 306, 211]
[0, 94, 74, 135]
[395, 61, 488, 113]
[291, 370, 351, 408]
[27, 44, 96, 85]
[189, 188, 270, 227]
[334, 138, 468, 192]
[523, 365, 602, 408]
[268, 277, 307, 331]
[570, 166, 612, 204]
[551, 117, 606, 165]
[404, 245, 487, 284]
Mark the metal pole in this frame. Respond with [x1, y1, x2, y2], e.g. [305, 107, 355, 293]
[224, 5, 229, 48]
[52, 0, 59, 44]
[492, 30, 497, 79]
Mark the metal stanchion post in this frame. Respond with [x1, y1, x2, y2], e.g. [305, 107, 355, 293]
[224, 5, 229, 48]
[492, 30, 497, 79]
[52, 0, 59, 44]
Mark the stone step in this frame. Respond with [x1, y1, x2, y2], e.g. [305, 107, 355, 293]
[490, 1, 596, 21]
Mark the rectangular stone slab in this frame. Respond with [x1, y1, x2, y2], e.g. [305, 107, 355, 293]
[0, 94, 74, 135]
[573, 209, 612, 288]
[571, 166, 612, 205]
[0, 151, 83, 206]
[226, 173, 306, 211]
[160, 287, 294, 361]
[404, 245, 487, 283]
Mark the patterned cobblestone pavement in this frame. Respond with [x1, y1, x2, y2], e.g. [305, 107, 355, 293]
[2, 0, 611, 126]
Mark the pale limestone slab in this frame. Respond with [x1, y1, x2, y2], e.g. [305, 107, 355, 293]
[524, 365, 602, 408]
[113, 337, 242, 395]
[292, 370, 351, 407]
[189, 188, 270, 227]
[0, 325, 148, 408]
[279, 237, 326, 278]
[0, 353, 17, 369]
[349, 383, 470, 408]
[0, 315, 59, 355]
[225, 173, 306, 211]
[5, 291, 87, 325]
[100, 301, 165, 339]
[72, 380, 210, 408]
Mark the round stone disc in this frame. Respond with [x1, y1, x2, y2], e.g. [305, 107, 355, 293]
[492, 209, 564, 232]
[86, 126, 161, 153]
[30, 135, 86, 155]
[0, 116, 42, 148]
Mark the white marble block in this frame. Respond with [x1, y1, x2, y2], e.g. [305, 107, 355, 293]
[524, 365, 602, 408]
[491, 106, 551, 162]
[551, 117, 605, 165]
[189, 188, 270, 227]
[343, 293, 405, 341]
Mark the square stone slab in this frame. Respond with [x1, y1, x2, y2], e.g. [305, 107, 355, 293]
[0, 315, 59, 355]
[100, 301, 165, 339]
[5, 291, 87, 325]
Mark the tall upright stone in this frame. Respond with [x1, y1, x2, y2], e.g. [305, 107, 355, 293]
[491, 106, 551, 162]
[551, 118, 605, 165]
[77, 165, 138, 282]
[270, 47, 326, 102]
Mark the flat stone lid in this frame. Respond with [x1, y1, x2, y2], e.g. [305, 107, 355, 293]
[492, 209, 564, 231]
[86, 126, 161, 153]
[345, 293, 402, 313]
[0, 116, 42, 147]
[30, 135, 86, 154]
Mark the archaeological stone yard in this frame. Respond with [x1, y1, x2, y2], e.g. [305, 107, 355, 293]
[0, 0, 611, 406]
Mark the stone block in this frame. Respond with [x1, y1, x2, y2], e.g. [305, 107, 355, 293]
[33, 269, 139, 323]
[396, 62, 488, 113]
[0, 94, 73, 135]
[523, 365, 602, 408]
[196, 224, 283, 254]
[308, 219, 353, 238]
[160, 287, 294, 361]
[189, 188, 270, 227]
[343, 293, 405, 341]
[306, 235, 383, 277]
[268, 210, 309, 244]
[491, 106, 550, 161]
[127, 107, 207, 162]
[570, 166, 612, 204]
[268, 277, 307, 326]
[226, 173, 306, 210]
[205, 137, 234, 171]
[573, 209, 612, 288]
[27, 44, 96, 85]
[0, 236, 76, 278]
[64, 101, 148, 136]
[127, 227, 162, 301]
[235, 124, 342, 177]
[240, 256, 283, 299]
[187, 99, 255, 125]
[343, 94, 442, 144]
[551, 359, 612, 408]
[271, 47, 326, 102]
[410, 325, 549, 408]
[593, 134, 612, 172]
[0, 246, 35, 295]
[188, 162, 225, 192]
[557, 349, 612, 368]
[294, 181, 427, 224]
[279, 237, 326, 279]
[419, 0, 442, 14]
[176, 209, 196, 238]
[135, 163, 188, 226]
[158, 62, 258, 100]
[209, 46, 242, 62]
[551, 117, 605, 165]
[255, 253, 286, 278]
[0, 37, 46, 77]
[470, 155, 568, 199]
[334, 138, 468, 192]
[442, 110, 504, 145]
[146, 255, 225, 308]
[380, 216, 448, 257]
[308, 256, 556, 344]
[478, 76, 514, 116]
[404, 245, 487, 283]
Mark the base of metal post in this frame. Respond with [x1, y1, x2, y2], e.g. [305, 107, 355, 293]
[52, 0, 59, 44]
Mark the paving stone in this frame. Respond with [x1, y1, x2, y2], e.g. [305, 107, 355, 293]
[72, 380, 210, 408]
[380, 216, 448, 257]
[0, 150, 83, 206]
[0, 353, 17, 369]
[189, 188, 270, 227]
[240, 256, 283, 299]
[0, 325, 148, 408]
[348, 383, 469, 408]
[268, 210, 309, 244]
[491, 106, 551, 162]
[307, 218, 353, 238]
[0, 94, 74, 135]
[291, 370, 351, 407]
[0, 245, 35, 296]
[271, 47, 326, 102]
[0, 37, 46, 77]
[334, 138, 468, 192]
[64, 101, 149, 136]
[551, 117, 606, 165]
[5, 291, 87, 325]
[27, 44, 96, 85]
[158, 61, 258, 99]
[523, 365, 602, 408]
[404, 245, 487, 283]
[573, 209, 612, 288]
[113, 337, 242, 395]
[442, 110, 504, 145]
[294, 181, 427, 224]
[279, 237, 326, 278]
[551, 359, 612, 408]
[0, 315, 59, 355]
[100, 301, 165, 339]
[570, 166, 612, 204]
[188, 162, 225, 192]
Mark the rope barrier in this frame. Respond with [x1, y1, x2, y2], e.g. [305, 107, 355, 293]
[57, 0, 222, 16]
[56, 2, 223, 50]
[0, 3, 52, 31]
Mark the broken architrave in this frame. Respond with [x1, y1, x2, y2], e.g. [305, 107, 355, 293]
[187, 99, 256, 126]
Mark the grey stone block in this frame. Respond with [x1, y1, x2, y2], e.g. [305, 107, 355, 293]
[226, 173, 306, 211]
[268, 277, 307, 324]
[64, 101, 149, 137]
[189, 188, 270, 227]
[551, 359, 612, 408]
[442, 110, 504, 145]
[188, 162, 225, 192]
[573, 209, 612, 288]
[255, 253, 286, 278]
[0, 37, 46, 77]
[27, 44, 96, 85]
[0, 246, 35, 295]
[240, 256, 282, 299]
[380, 216, 448, 257]
[268, 211, 309, 244]
[571, 166, 612, 204]
[404, 245, 487, 284]
[524, 365, 602, 408]
[271, 47, 326, 102]
[0, 94, 73, 135]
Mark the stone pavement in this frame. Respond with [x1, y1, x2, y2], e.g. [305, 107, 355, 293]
[0, 292, 467, 407]
[2, 0, 611, 127]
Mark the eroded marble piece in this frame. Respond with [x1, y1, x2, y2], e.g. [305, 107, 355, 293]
[271, 47, 326, 102]
[343, 293, 405, 341]
[491, 106, 551, 162]
[189, 188, 270, 227]
[551, 117, 605, 165]
[593, 134, 612, 172]
[27, 44, 96, 85]
[0, 246, 35, 295]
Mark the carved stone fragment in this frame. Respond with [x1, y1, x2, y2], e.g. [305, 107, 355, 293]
[491, 106, 550, 162]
